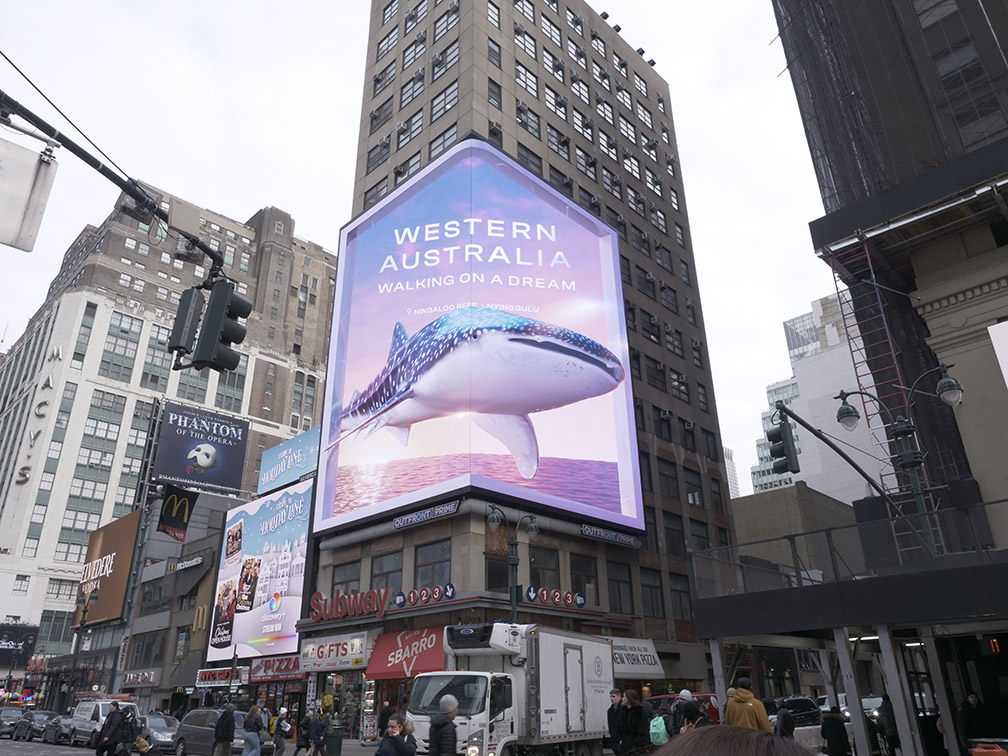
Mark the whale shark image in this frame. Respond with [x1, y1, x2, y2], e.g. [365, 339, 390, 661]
[334, 305, 625, 479]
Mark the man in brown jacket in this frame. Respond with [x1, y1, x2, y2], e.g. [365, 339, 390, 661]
[724, 678, 773, 732]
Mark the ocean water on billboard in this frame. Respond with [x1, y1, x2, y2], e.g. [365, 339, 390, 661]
[325, 454, 620, 517]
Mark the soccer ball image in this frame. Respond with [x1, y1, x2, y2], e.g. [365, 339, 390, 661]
[187, 443, 218, 474]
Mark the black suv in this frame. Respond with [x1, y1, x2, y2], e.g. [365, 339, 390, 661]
[762, 696, 822, 728]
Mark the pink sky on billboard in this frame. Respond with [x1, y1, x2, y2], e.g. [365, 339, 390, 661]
[316, 140, 642, 533]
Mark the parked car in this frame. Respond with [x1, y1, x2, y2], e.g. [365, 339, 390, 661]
[0, 706, 23, 738]
[12, 709, 56, 741]
[42, 713, 74, 744]
[762, 696, 822, 727]
[172, 708, 274, 756]
[140, 714, 180, 753]
[69, 700, 141, 748]
[644, 693, 721, 724]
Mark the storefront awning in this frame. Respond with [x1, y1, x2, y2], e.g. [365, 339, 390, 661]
[606, 637, 666, 680]
[366, 628, 444, 679]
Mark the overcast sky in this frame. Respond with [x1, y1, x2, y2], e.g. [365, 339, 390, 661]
[0, 1, 837, 495]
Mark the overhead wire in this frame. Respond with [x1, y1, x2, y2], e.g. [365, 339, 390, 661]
[0, 45, 131, 182]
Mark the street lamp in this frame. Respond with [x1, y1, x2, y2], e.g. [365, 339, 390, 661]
[69, 588, 99, 711]
[486, 503, 538, 622]
[834, 363, 964, 545]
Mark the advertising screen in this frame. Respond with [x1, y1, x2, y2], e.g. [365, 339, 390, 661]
[316, 140, 641, 533]
[206, 479, 311, 661]
[77, 509, 141, 626]
[257, 426, 321, 495]
[153, 401, 249, 496]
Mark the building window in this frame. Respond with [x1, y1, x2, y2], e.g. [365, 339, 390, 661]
[371, 552, 403, 593]
[367, 139, 391, 173]
[652, 407, 672, 442]
[541, 15, 561, 46]
[400, 75, 424, 108]
[515, 62, 538, 97]
[570, 553, 598, 606]
[377, 26, 399, 60]
[543, 49, 564, 82]
[529, 546, 559, 589]
[634, 72, 648, 97]
[332, 562, 361, 596]
[433, 39, 460, 80]
[12, 575, 29, 596]
[637, 101, 653, 129]
[566, 8, 583, 35]
[46, 578, 77, 601]
[607, 561, 633, 614]
[374, 60, 397, 96]
[488, 0, 500, 28]
[516, 143, 542, 176]
[431, 80, 459, 121]
[403, 37, 426, 68]
[544, 85, 567, 119]
[703, 429, 719, 461]
[571, 76, 589, 103]
[488, 38, 501, 67]
[596, 97, 614, 125]
[416, 539, 451, 587]
[639, 451, 652, 492]
[549, 166, 573, 196]
[598, 130, 617, 161]
[573, 108, 593, 139]
[434, 6, 459, 41]
[382, 0, 399, 24]
[547, 124, 570, 160]
[397, 109, 423, 149]
[22, 538, 38, 559]
[643, 506, 659, 552]
[515, 0, 534, 22]
[395, 152, 422, 185]
[429, 123, 458, 159]
[613, 52, 628, 77]
[684, 468, 704, 508]
[671, 371, 690, 402]
[515, 29, 536, 59]
[364, 178, 389, 209]
[488, 78, 502, 109]
[641, 567, 664, 618]
[486, 555, 508, 594]
[669, 573, 691, 620]
[711, 478, 725, 514]
[675, 223, 686, 247]
[697, 383, 709, 412]
[517, 102, 541, 138]
[690, 519, 710, 551]
[658, 458, 679, 499]
[575, 146, 596, 180]
[404, 0, 427, 32]
[645, 356, 667, 391]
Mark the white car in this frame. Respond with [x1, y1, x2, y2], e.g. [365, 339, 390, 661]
[69, 700, 140, 748]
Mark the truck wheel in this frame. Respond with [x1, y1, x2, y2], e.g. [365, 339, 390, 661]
[88, 731, 99, 748]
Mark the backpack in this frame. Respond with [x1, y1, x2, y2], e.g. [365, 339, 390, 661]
[125, 714, 140, 743]
[269, 716, 279, 736]
[649, 715, 670, 746]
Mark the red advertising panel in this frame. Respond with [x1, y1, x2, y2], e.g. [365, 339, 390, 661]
[366, 628, 444, 679]
[317, 140, 642, 534]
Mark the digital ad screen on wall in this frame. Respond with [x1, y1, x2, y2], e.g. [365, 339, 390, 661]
[316, 140, 642, 534]
[206, 479, 312, 661]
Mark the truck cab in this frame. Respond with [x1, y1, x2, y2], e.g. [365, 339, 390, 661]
[407, 623, 611, 756]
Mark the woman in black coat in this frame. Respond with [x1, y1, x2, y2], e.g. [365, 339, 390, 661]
[820, 707, 851, 756]
[618, 690, 650, 756]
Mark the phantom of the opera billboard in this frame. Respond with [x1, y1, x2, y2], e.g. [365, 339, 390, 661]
[206, 479, 311, 662]
[152, 401, 249, 496]
[316, 139, 642, 534]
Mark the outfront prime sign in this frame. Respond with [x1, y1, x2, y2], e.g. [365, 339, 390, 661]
[206, 479, 312, 662]
[153, 401, 249, 496]
[316, 139, 642, 534]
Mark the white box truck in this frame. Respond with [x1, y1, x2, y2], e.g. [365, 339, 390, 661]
[407, 623, 614, 756]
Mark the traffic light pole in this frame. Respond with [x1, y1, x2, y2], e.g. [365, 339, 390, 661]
[0, 88, 224, 270]
[773, 401, 936, 557]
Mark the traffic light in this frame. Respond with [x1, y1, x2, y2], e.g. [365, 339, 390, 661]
[168, 286, 205, 357]
[767, 418, 800, 474]
[192, 279, 253, 371]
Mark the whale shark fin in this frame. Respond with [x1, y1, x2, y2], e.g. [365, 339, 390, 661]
[388, 322, 410, 361]
[473, 413, 540, 479]
[384, 425, 411, 446]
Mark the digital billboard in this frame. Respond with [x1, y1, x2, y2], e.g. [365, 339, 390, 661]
[206, 479, 311, 661]
[153, 401, 249, 496]
[316, 139, 641, 533]
[77, 509, 141, 626]
[257, 426, 321, 495]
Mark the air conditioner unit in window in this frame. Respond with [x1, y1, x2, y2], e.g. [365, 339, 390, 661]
[406, 9, 417, 21]
[650, 315, 658, 324]
[622, 147, 633, 158]
[686, 298, 694, 306]
[553, 58, 565, 71]
[590, 194, 601, 206]
[615, 81, 625, 91]
[489, 121, 503, 133]
[396, 121, 409, 133]
[586, 156, 597, 167]
[692, 339, 704, 348]
[570, 72, 582, 84]
[573, 13, 584, 24]
[379, 135, 390, 146]
[449, 0, 459, 11]
[607, 136, 618, 148]
[562, 176, 573, 187]
[413, 69, 425, 81]
[559, 135, 570, 146]
[591, 30, 600, 40]
[646, 272, 655, 282]
[431, 53, 444, 65]
[626, 301, 636, 311]
[369, 110, 378, 119]
[685, 421, 696, 430]
[655, 361, 664, 369]
[662, 123, 670, 132]
[630, 347, 640, 357]
[641, 232, 650, 240]
[576, 45, 587, 57]
[660, 409, 674, 418]
[394, 164, 406, 176]
[416, 31, 426, 41]
[616, 213, 625, 222]
[584, 116, 595, 128]
[514, 21, 526, 34]
[664, 323, 673, 333]
[373, 73, 384, 83]
[667, 153, 678, 164]
[556, 95, 568, 106]
[517, 100, 529, 113]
